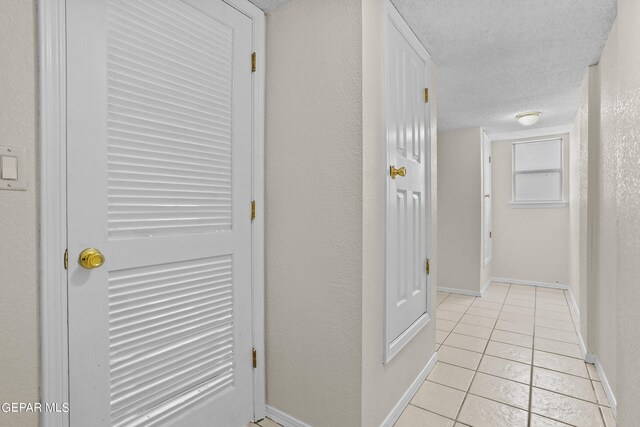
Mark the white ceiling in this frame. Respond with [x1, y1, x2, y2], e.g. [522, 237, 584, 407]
[251, 0, 617, 136]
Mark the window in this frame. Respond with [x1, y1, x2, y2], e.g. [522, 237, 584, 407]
[511, 138, 565, 207]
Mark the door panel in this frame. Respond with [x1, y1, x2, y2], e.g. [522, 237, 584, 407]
[66, 1, 254, 426]
[386, 20, 430, 343]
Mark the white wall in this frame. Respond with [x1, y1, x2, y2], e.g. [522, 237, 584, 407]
[265, 1, 364, 425]
[585, 0, 640, 421]
[361, 1, 437, 424]
[437, 127, 484, 294]
[491, 135, 570, 285]
[0, 2, 39, 427]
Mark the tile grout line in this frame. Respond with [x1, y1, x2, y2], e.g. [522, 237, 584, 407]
[452, 283, 511, 424]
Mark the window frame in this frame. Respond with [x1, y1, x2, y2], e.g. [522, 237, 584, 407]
[510, 137, 567, 208]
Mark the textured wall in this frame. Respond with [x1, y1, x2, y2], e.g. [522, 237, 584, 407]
[361, 0, 437, 423]
[0, 1, 39, 427]
[491, 136, 570, 285]
[437, 127, 483, 293]
[590, 0, 640, 421]
[264, 0, 364, 425]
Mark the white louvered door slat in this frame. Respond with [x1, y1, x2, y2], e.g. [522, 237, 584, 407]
[386, 18, 430, 345]
[66, 1, 254, 426]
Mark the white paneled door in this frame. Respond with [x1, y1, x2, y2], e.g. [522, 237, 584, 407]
[66, 1, 254, 425]
[385, 9, 431, 357]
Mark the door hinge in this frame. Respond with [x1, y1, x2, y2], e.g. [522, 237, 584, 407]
[252, 348, 257, 368]
[489, 156, 491, 164]
[251, 52, 256, 73]
[424, 88, 429, 103]
[64, 249, 69, 270]
[251, 200, 256, 221]
[490, 231, 492, 238]
[426, 258, 430, 275]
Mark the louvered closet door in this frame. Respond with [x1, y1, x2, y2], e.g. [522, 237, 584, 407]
[66, 1, 254, 426]
[386, 19, 430, 343]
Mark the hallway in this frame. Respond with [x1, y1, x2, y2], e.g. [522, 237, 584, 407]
[395, 283, 615, 427]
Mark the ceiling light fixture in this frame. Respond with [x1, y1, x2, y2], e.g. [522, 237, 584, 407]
[516, 111, 541, 126]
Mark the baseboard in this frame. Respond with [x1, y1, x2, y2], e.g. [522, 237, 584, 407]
[480, 277, 493, 297]
[491, 277, 569, 290]
[437, 287, 481, 297]
[587, 355, 617, 417]
[380, 352, 438, 427]
[265, 405, 313, 427]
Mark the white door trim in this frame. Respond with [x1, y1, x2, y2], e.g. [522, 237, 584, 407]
[38, 1, 266, 425]
[383, 0, 432, 364]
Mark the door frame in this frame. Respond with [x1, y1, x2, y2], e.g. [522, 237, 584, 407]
[382, 0, 433, 364]
[38, 1, 266, 425]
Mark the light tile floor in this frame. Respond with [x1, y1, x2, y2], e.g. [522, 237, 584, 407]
[248, 417, 281, 427]
[395, 282, 616, 427]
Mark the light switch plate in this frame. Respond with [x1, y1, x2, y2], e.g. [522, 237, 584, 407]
[0, 146, 27, 191]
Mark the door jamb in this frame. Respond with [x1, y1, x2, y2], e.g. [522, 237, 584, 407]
[38, 1, 266, 425]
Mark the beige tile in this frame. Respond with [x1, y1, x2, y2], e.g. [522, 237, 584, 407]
[485, 341, 532, 364]
[491, 329, 533, 348]
[394, 405, 454, 427]
[466, 307, 500, 319]
[454, 424, 471, 427]
[587, 363, 601, 381]
[427, 362, 475, 391]
[437, 319, 458, 332]
[540, 303, 571, 314]
[437, 309, 463, 322]
[537, 287, 565, 295]
[496, 319, 534, 335]
[458, 394, 528, 427]
[593, 381, 610, 407]
[499, 310, 534, 323]
[600, 406, 616, 427]
[453, 322, 493, 339]
[478, 354, 531, 384]
[469, 372, 530, 409]
[445, 295, 476, 306]
[472, 300, 503, 310]
[247, 423, 261, 427]
[501, 304, 535, 316]
[530, 414, 572, 426]
[482, 293, 508, 303]
[504, 297, 535, 308]
[535, 337, 582, 358]
[531, 387, 604, 427]
[258, 419, 281, 427]
[411, 380, 465, 419]
[537, 309, 573, 322]
[536, 296, 568, 307]
[459, 313, 497, 328]
[535, 316, 575, 332]
[443, 333, 488, 353]
[533, 350, 589, 378]
[438, 303, 469, 313]
[438, 345, 482, 370]
[533, 367, 597, 402]
[535, 326, 579, 344]
[436, 329, 449, 345]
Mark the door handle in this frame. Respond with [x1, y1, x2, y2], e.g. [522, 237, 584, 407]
[78, 248, 105, 269]
[390, 166, 406, 179]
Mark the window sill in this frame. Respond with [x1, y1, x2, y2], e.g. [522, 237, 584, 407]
[510, 201, 567, 209]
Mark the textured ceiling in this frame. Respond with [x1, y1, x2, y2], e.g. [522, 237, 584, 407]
[391, 0, 617, 135]
[251, 0, 617, 135]
[249, 0, 289, 12]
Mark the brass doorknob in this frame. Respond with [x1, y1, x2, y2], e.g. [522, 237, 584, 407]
[390, 166, 407, 179]
[78, 248, 105, 269]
